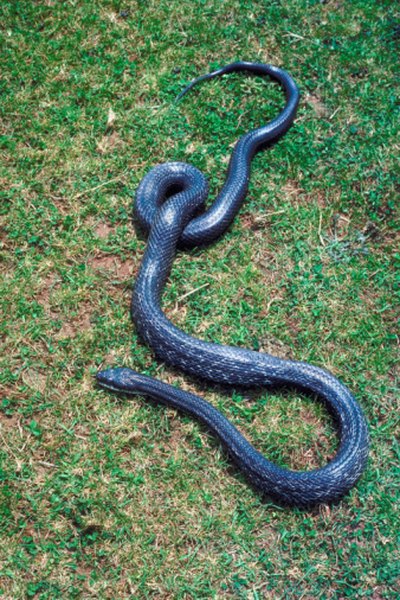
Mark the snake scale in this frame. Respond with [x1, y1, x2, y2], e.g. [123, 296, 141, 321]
[97, 62, 369, 507]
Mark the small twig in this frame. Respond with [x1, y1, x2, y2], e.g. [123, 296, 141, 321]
[283, 32, 306, 41]
[318, 212, 325, 247]
[176, 282, 210, 304]
[266, 296, 282, 313]
[264, 209, 286, 217]
[37, 460, 57, 468]
[73, 176, 122, 199]
[329, 106, 341, 120]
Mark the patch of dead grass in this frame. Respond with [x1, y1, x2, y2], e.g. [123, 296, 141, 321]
[88, 254, 133, 280]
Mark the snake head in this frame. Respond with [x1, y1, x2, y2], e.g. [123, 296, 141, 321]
[97, 367, 149, 395]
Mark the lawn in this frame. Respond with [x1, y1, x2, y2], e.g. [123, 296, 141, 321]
[0, 0, 399, 598]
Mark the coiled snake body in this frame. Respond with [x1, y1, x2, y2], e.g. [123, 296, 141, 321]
[97, 62, 369, 507]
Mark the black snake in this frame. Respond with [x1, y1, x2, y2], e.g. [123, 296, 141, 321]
[97, 62, 369, 507]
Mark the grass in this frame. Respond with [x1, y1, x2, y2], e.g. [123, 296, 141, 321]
[0, 0, 399, 597]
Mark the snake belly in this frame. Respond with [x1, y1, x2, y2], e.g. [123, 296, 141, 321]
[97, 62, 369, 507]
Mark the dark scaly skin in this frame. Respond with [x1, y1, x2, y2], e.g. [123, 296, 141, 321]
[97, 63, 369, 507]
[135, 62, 300, 248]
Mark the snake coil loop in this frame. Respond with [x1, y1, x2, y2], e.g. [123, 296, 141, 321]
[97, 62, 369, 507]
